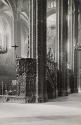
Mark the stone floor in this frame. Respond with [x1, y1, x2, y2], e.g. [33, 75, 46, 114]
[0, 93, 81, 125]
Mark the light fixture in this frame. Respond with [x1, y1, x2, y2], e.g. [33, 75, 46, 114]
[0, 34, 7, 54]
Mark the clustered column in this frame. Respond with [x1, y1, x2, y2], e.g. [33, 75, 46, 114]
[29, 0, 47, 102]
[57, 0, 68, 96]
[74, 0, 78, 93]
[29, 0, 36, 58]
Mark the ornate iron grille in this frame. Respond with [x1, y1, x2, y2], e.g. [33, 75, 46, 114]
[46, 58, 58, 98]
[0, 58, 36, 103]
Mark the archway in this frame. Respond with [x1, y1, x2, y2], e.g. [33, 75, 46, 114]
[0, 0, 16, 80]
[0, 0, 30, 101]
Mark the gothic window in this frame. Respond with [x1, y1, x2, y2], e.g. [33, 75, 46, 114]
[47, 0, 56, 62]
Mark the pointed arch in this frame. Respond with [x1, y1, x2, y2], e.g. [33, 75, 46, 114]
[0, 0, 16, 80]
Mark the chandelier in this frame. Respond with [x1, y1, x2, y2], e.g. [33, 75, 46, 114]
[0, 33, 7, 54]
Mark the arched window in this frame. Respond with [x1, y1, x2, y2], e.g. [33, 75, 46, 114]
[47, 0, 56, 62]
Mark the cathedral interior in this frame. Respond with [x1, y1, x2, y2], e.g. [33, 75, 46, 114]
[0, 0, 81, 103]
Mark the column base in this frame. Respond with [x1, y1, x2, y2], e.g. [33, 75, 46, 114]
[63, 90, 68, 96]
[58, 90, 68, 97]
[74, 88, 78, 93]
[70, 88, 78, 94]
[38, 97, 45, 103]
[58, 91, 64, 97]
[37, 95, 48, 103]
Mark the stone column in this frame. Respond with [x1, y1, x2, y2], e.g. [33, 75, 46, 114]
[29, 0, 36, 58]
[78, 5, 81, 92]
[74, 0, 78, 93]
[67, 0, 74, 94]
[29, 0, 33, 58]
[29, 0, 47, 102]
[57, 0, 68, 96]
[36, 0, 47, 102]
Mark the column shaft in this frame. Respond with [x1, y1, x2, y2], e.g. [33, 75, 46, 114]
[74, 0, 78, 93]
[36, 0, 47, 102]
[29, 0, 47, 102]
[57, 0, 68, 96]
[29, 0, 36, 58]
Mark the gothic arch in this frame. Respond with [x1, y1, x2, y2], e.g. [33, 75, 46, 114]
[0, 0, 16, 80]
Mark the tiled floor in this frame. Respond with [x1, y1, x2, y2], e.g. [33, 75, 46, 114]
[0, 93, 81, 125]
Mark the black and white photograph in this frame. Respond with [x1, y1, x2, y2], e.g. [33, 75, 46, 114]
[0, 0, 81, 125]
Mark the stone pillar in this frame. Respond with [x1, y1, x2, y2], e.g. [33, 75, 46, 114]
[56, 0, 60, 69]
[36, 0, 47, 102]
[67, 0, 74, 94]
[29, 0, 47, 102]
[29, 0, 33, 58]
[57, 0, 68, 96]
[29, 0, 36, 58]
[78, 5, 81, 92]
[74, 0, 78, 93]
